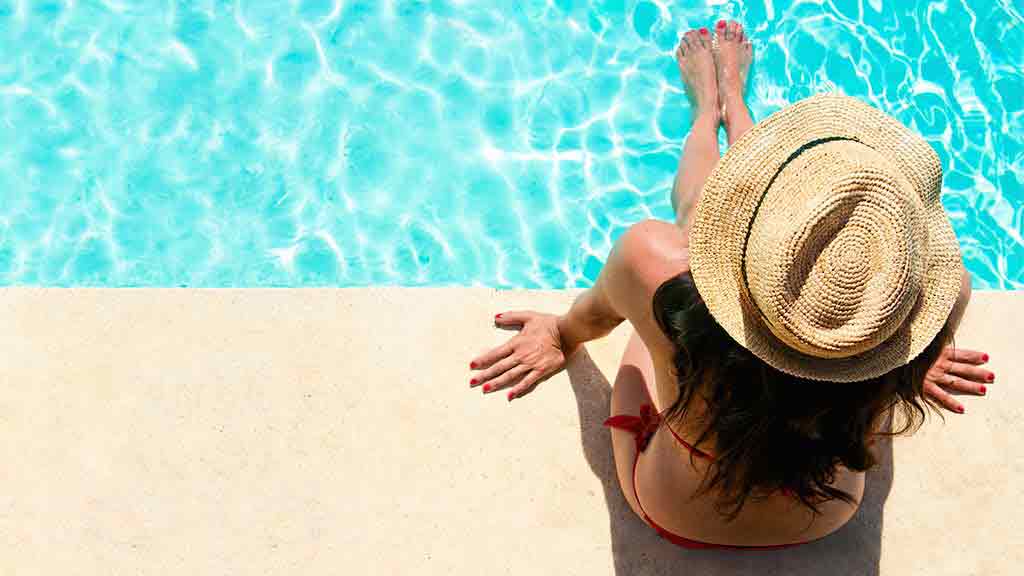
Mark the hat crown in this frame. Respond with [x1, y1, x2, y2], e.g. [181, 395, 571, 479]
[744, 141, 928, 359]
[689, 94, 961, 382]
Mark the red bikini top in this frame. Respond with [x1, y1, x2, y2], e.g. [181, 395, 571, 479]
[604, 403, 713, 458]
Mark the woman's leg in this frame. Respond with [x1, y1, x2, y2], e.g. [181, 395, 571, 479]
[670, 28, 722, 235]
[716, 20, 755, 146]
[671, 20, 756, 236]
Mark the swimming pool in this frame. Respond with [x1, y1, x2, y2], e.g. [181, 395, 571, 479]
[0, 1, 1020, 288]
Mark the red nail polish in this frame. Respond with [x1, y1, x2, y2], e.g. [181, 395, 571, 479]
[982, 353, 989, 362]
[717, 20, 726, 28]
[507, 392, 514, 401]
[469, 362, 477, 369]
[700, 27, 708, 35]
[470, 378, 477, 385]
[980, 386, 987, 395]
[483, 384, 491, 393]
[987, 373, 994, 382]
[957, 406, 965, 414]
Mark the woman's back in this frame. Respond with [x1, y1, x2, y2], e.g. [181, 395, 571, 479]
[638, 369, 866, 546]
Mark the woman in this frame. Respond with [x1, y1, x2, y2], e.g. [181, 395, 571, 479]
[468, 21, 994, 549]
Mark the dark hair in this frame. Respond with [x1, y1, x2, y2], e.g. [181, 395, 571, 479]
[657, 270, 953, 522]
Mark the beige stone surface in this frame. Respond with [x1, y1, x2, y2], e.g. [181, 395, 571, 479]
[0, 288, 1019, 574]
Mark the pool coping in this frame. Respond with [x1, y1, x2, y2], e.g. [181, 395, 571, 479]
[0, 288, 1019, 574]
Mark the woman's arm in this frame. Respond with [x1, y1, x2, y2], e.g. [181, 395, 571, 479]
[947, 266, 972, 334]
[558, 219, 688, 349]
[555, 257, 629, 353]
[469, 219, 687, 400]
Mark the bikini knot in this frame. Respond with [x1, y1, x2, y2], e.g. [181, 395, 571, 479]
[636, 404, 662, 450]
[603, 403, 663, 452]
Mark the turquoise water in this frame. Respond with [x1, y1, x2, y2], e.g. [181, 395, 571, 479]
[0, 1, 1021, 288]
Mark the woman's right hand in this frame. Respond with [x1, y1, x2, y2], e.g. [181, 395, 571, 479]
[469, 311, 578, 401]
[923, 346, 993, 414]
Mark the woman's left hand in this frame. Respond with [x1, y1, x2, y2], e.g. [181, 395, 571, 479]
[923, 346, 993, 414]
[469, 311, 576, 401]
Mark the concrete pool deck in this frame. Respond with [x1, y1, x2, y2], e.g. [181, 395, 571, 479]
[0, 288, 1019, 574]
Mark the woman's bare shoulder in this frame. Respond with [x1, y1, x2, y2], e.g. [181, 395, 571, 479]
[603, 219, 691, 358]
[614, 219, 691, 292]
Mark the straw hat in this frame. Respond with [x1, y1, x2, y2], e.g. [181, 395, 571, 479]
[689, 94, 963, 383]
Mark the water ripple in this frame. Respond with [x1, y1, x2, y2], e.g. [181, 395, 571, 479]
[0, 0, 1020, 288]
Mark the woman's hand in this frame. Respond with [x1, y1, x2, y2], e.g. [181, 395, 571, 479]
[923, 346, 993, 414]
[469, 311, 578, 401]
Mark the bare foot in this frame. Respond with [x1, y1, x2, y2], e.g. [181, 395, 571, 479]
[714, 19, 753, 130]
[675, 27, 720, 123]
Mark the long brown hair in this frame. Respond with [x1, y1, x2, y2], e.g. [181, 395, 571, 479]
[658, 271, 952, 521]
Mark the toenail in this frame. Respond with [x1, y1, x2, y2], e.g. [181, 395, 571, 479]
[700, 27, 708, 35]
[717, 20, 726, 28]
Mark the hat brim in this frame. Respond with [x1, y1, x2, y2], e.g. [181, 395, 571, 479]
[689, 94, 963, 382]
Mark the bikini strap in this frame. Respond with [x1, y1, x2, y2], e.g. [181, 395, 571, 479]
[662, 418, 714, 460]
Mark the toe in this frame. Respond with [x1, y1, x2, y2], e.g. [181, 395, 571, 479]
[699, 27, 710, 47]
[735, 22, 745, 42]
[685, 30, 700, 50]
[727, 21, 740, 41]
[716, 19, 727, 37]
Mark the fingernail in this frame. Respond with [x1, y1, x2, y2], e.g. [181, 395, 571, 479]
[495, 314, 502, 320]
[470, 378, 477, 386]
[507, 392, 514, 402]
[987, 373, 994, 382]
[469, 362, 477, 369]
[482, 384, 491, 393]
[980, 385, 987, 395]
[957, 406, 965, 414]
[982, 353, 989, 362]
